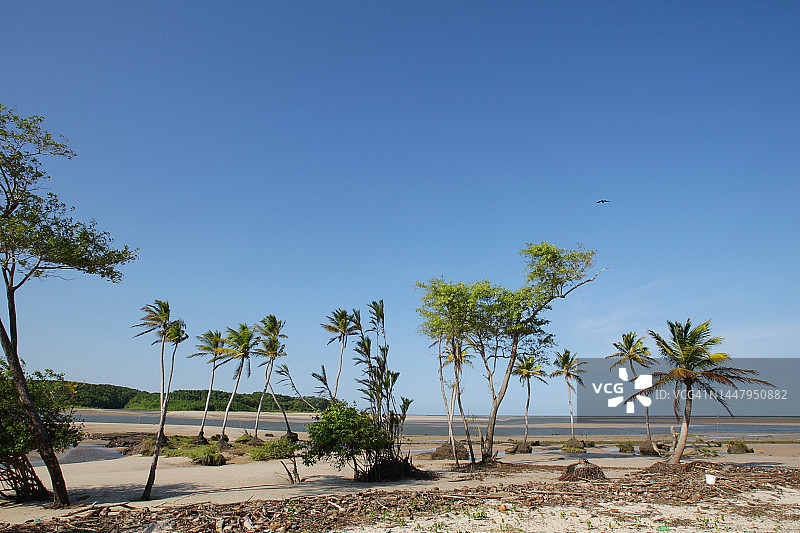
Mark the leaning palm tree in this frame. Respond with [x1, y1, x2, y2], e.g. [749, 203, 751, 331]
[133, 300, 172, 501]
[253, 315, 290, 439]
[321, 308, 358, 399]
[188, 330, 229, 444]
[635, 319, 772, 464]
[219, 323, 259, 447]
[550, 349, 586, 439]
[143, 318, 187, 500]
[513, 356, 548, 442]
[606, 332, 657, 439]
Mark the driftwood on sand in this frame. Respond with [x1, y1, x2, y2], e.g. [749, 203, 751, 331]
[5, 461, 798, 533]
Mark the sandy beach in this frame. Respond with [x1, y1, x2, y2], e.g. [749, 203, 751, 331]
[2, 412, 800, 531]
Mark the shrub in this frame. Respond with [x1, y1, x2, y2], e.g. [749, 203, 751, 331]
[250, 439, 297, 461]
[189, 446, 226, 466]
[727, 440, 754, 454]
[235, 434, 253, 444]
[618, 442, 635, 453]
[303, 403, 391, 478]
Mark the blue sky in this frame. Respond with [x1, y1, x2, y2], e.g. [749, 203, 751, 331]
[3, 1, 798, 416]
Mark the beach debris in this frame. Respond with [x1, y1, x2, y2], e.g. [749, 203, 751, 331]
[727, 441, 755, 454]
[505, 442, 533, 454]
[559, 459, 606, 481]
[561, 437, 586, 453]
[8, 461, 799, 533]
[618, 442, 635, 453]
[429, 441, 470, 460]
[639, 439, 661, 456]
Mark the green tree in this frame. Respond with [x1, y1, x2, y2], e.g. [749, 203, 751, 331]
[606, 332, 656, 439]
[513, 356, 548, 442]
[351, 300, 413, 464]
[418, 242, 602, 461]
[550, 349, 586, 439]
[0, 363, 81, 501]
[321, 309, 358, 400]
[416, 279, 476, 464]
[638, 319, 771, 464]
[303, 402, 391, 480]
[0, 104, 135, 506]
[188, 330, 229, 443]
[219, 323, 259, 446]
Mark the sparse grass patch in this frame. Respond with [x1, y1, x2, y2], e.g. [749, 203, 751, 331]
[250, 438, 298, 461]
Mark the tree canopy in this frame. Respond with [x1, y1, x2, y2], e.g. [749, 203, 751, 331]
[0, 364, 81, 459]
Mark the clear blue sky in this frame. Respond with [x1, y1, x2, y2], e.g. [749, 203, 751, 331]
[3, 1, 798, 416]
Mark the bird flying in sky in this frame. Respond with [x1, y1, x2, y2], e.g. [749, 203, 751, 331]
[596, 199, 610, 204]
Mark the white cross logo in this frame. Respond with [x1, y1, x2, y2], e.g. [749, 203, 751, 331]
[607, 368, 652, 413]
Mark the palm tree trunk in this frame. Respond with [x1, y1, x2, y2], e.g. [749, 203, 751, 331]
[524, 380, 530, 443]
[645, 406, 652, 441]
[199, 366, 216, 437]
[333, 339, 345, 399]
[157, 333, 166, 438]
[221, 360, 244, 442]
[437, 342, 458, 465]
[454, 367, 475, 464]
[142, 340, 176, 500]
[668, 381, 693, 464]
[266, 363, 292, 434]
[567, 383, 575, 438]
[1, 287, 70, 507]
[448, 385, 459, 466]
[254, 365, 269, 438]
[142, 400, 167, 500]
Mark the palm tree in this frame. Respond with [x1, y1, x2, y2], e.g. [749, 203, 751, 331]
[321, 308, 358, 400]
[606, 332, 657, 439]
[189, 330, 229, 443]
[513, 356, 548, 442]
[253, 315, 290, 439]
[550, 349, 586, 439]
[133, 300, 171, 422]
[143, 318, 187, 501]
[637, 319, 772, 464]
[133, 300, 172, 501]
[219, 323, 259, 446]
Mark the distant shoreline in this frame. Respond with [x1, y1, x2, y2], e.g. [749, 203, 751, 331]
[72, 408, 800, 440]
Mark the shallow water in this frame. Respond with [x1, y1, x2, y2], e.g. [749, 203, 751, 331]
[30, 444, 123, 467]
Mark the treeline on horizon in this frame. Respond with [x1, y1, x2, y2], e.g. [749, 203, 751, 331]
[68, 382, 329, 412]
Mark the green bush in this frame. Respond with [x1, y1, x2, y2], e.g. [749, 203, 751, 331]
[303, 403, 391, 471]
[618, 442, 635, 453]
[235, 434, 253, 444]
[1, 366, 82, 458]
[562, 446, 587, 453]
[188, 446, 226, 466]
[250, 439, 297, 461]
